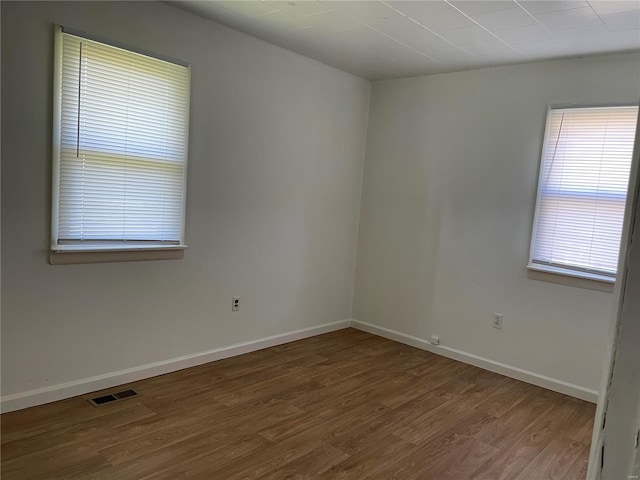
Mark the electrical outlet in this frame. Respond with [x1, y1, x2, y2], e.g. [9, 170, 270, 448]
[493, 313, 503, 329]
[430, 335, 440, 345]
[232, 296, 240, 312]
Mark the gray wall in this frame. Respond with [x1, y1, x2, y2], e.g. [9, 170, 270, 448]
[592, 120, 640, 480]
[1, 1, 370, 398]
[2, 0, 638, 413]
[353, 53, 640, 392]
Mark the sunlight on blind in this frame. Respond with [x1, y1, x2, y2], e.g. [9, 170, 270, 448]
[54, 32, 190, 247]
[530, 106, 638, 277]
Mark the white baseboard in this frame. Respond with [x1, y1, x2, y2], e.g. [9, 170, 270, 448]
[350, 319, 599, 403]
[1, 318, 598, 413]
[0, 320, 351, 413]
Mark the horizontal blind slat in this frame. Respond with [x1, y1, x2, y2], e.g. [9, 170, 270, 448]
[56, 32, 189, 244]
[530, 106, 638, 276]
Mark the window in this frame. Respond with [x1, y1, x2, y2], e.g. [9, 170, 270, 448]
[51, 27, 190, 254]
[528, 105, 638, 282]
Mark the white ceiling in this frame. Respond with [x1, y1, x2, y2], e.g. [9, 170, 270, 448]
[173, 0, 640, 79]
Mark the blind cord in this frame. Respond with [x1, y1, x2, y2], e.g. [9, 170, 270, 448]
[77, 42, 82, 158]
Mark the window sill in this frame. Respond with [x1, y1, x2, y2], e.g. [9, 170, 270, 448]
[49, 245, 186, 265]
[526, 264, 615, 293]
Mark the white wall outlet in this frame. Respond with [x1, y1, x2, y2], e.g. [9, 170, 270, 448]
[493, 313, 503, 329]
[232, 296, 240, 312]
[430, 335, 440, 345]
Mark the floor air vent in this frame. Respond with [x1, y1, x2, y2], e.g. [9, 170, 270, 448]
[88, 389, 139, 407]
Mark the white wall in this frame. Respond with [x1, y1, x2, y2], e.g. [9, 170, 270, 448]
[0, 1, 370, 399]
[353, 53, 640, 392]
[590, 115, 640, 480]
[601, 174, 640, 479]
[2, 0, 636, 411]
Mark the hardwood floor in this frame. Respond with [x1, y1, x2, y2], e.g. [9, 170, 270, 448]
[1, 328, 595, 479]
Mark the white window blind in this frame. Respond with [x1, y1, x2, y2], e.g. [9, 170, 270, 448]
[52, 28, 190, 251]
[529, 106, 638, 279]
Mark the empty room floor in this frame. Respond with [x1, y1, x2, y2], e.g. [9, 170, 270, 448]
[1, 329, 594, 479]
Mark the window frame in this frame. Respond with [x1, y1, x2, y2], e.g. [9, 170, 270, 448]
[527, 104, 638, 287]
[50, 26, 191, 260]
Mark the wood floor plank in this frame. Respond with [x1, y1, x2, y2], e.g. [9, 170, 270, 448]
[212, 354, 328, 406]
[88, 432, 271, 480]
[194, 438, 329, 480]
[474, 386, 563, 449]
[436, 439, 501, 479]
[258, 400, 388, 444]
[287, 367, 411, 411]
[514, 436, 590, 480]
[355, 431, 461, 480]
[1, 403, 157, 462]
[138, 433, 270, 480]
[1, 441, 112, 480]
[380, 409, 499, 479]
[0, 328, 595, 480]
[254, 442, 349, 480]
[470, 396, 593, 480]
[564, 443, 592, 480]
[100, 398, 303, 466]
[322, 434, 416, 480]
[1, 394, 151, 445]
[379, 361, 470, 409]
